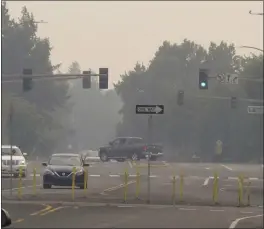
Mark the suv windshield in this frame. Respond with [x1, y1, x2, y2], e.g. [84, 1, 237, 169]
[48, 156, 81, 166]
[1, 147, 23, 156]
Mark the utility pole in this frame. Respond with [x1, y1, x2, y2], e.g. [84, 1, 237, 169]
[9, 103, 14, 197]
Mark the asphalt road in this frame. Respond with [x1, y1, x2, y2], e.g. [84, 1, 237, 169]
[2, 160, 263, 207]
[2, 202, 263, 228]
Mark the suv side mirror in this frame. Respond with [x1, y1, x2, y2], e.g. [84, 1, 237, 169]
[1, 208, 12, 228]
[23, 152, 28, 156]
[42, 162, 47, 166]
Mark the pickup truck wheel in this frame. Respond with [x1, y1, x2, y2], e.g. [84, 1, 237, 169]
[131, 153, 139, 161]
[117, 159, 125, 162]
[100, 153, 109, 162]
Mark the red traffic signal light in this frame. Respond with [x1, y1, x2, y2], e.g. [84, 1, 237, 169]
[177, 90, 184, 106]
[82, 71, 91, 89]
[22, 68, 33, 92]
[99, 68, 108, 89]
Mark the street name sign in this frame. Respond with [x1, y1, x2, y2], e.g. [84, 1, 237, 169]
[247, 106, 263, 114]
[217, 73, 239, 84]
[136, 105, 164, 114]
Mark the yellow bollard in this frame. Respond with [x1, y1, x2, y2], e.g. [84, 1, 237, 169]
[180, 173, 184, 202]
[84, 168, 88, 197]
[238, 175, 244, 207]
[135, 165, 140, 199]
[33, 168, 36, 196]
[213, 171, 219, 204]
[17, 166, 23, 199]
[246, 181, 251, 206]
[72, 167, 76, 201]
[124, 169, 128, 203]
[172, 175, 176, 205]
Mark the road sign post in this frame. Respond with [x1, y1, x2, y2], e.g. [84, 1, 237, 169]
[136, 104, 164, 204]
[247, 106, 263, 115]
[147, 115, 152, 204]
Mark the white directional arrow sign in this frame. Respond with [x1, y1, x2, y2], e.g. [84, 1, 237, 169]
[136, 105, 164, 114]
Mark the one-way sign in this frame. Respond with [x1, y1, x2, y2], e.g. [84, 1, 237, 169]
[136, 105, 164, 114]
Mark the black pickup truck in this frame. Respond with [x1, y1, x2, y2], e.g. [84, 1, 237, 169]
[99, 137, 163, 162]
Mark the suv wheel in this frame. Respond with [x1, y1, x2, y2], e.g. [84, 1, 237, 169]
[100, 152, 109, 162]
[79, 183, 87, 189]
[131, 153, 139, 161]
[43, 184, 51, 189]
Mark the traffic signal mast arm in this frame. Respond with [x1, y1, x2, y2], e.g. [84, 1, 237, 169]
[2, 73, 105, 81]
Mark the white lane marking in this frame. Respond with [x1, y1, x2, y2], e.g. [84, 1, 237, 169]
[29, 174, 41, 177]
[179, 208, 196, 211]
[128, 161, 133, 168]
[205, 167, 210, 170]
[228, 177, 238, 180]
[240, 211, 253, 214]
[203, 177, 211, 186]
[118, 205, 134, 208]
[109, 175, 120, 177]
[221, 164, 233, 171]
[229, 214, 263, 229]
[89, 175, 100, 177]
[210, 209, 224, 212]
[129, 175, 137, 177]
[249, 177, 259, 181]
[2, 184, 41, 192]
[149, 175, 157, 178]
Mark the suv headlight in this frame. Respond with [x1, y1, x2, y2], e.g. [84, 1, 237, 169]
[76, 170, 84, 176]
[44, 170, 55, 175]
[19, 160, 26, 165]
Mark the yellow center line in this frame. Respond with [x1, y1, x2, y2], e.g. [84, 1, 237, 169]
[14, 218, 24, 223]
[30, 204, 53, 216]
[40, 206, 67, 216]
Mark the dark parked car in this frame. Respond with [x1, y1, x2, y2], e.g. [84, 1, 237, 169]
[99, 137, 163, 162]
[1, 208, 12, 228]
[42, 153, 89, 189]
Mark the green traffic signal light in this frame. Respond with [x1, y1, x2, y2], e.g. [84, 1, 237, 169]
[199, 69, 208, 89]
[200, 82, 207, 88]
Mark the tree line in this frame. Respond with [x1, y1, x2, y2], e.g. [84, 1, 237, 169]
[115, 40, 263, 162]
[2, 2, 262, 162]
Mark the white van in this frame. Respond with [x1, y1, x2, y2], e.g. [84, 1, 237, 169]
[1, 145, 28, 178]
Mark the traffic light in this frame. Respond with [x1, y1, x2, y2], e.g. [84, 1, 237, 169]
[199, 69, 208, 89]
[22, 68, 33, 92]
[230, 96, 237, 108]
[177, 90, 184, 106]
[82, 71, 91, 89]
[99, 68, 108, 89]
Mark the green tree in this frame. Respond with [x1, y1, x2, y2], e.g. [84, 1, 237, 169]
[115, 39, 260, 162]
[1, 2, 71, 155]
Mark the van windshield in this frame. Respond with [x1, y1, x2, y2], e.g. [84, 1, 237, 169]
[1, 147, 23, 156]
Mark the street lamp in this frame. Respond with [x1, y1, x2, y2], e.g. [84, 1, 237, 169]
[249, 10, 263, 16]
[238, 46, 264, 53]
